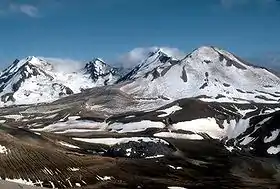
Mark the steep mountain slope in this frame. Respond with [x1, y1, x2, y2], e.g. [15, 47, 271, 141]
[120, 46, 280, 103]
[0, 56, 121, 106]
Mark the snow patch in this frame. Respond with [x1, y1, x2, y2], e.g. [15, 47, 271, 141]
[226, 119, 250, 139]
[154, 132, 204, 140]
[42, 167, 54, 176]
[226, 146, 234, 152]
[58, 141, 80, 149]
[73, 137, 169, 146]
[76, 183, 81, 187]
[69, 167, 79, 172]
[68, 116, 81, 120]
[125, 115, 136, 118]
[2, 114, 24, 120]
[172, 118, 226, 139]
[126, 148, 132, 156]
[264, 129, 280, 143]
[240, 136, 255, 145]
[5, 178, 34, 186]
[31, 120, 107, 133]
[108, 120, 165, 133]
[96, 175, 112, 181]
[157, 105, 182, 117]
[232, 105, 258, 116]
[267, 145, 280, 155]
[55, 129, 98, 134]
[145, 154, 165, 159]
[0, 145, 9, 154]
[167, 165, 183, 170]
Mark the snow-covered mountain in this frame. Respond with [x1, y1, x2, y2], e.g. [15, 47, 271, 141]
[0, 56, 121, 106]
[84, 58, 121, 85]
[120, 46, 280, 103]
[1, 46, 280, 189]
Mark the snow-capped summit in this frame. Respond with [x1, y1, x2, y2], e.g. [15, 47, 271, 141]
[2, 56, 53, 76]
[120, 46, 280, 103]
[0, 56, 121, 106]
[84, 58, 121, 85]
[25, 56, 54, 70]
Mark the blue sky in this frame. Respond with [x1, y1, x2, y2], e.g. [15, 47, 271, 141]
[0, 0, 280, 68]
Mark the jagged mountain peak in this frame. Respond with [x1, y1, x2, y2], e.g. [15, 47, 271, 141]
[84, 58, 121, 84]
[148, 48, 171, 58]
[25, 56, 47, 66]
[186, 46, 256, 71]
[4, 56, 53, 75]
[190, 46, 224, 60]
[150, 47, 177, 61]
[85, 58, 109, 73]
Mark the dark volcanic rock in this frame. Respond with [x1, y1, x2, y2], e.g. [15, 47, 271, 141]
[180, 66, 188, 82]
[104, 140, 175, 158]
[236, 110, 280, 157]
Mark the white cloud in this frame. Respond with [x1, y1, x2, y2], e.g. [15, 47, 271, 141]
[7, 3, 39, 17]
[40, 57, 84, 73]
[19, 4, 39, 17]
[115, 47, 184, 69]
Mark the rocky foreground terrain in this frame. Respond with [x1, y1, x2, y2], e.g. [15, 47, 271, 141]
[0, 46, 280, 188]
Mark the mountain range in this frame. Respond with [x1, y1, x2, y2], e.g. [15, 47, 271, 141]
[1, 46, 280, 106]
[0, 46, 280, 189]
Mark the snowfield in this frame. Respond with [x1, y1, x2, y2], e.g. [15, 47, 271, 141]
[108, 120, 165, 133]
[58, 141, 80, 149]
[154, 132, 204, 140]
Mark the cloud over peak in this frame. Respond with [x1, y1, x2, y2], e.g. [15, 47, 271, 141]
[114, 47, 184, 69]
